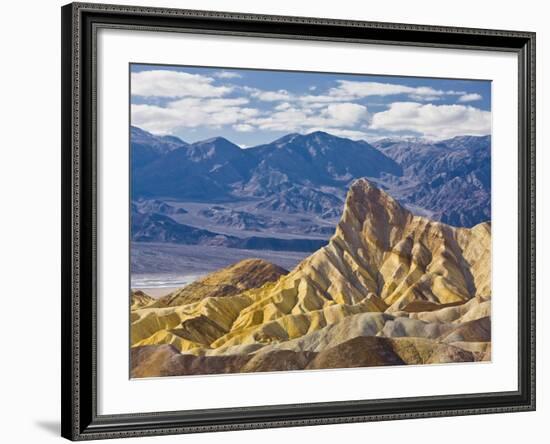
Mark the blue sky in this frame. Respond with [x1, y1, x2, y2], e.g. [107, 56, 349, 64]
[130, 63, 491, 147]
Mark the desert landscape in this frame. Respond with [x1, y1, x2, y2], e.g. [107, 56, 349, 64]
[129, 66, 491, 377]
[130, 179, 491, 377]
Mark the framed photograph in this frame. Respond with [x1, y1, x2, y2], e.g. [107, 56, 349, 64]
[61, 2, 536, 440]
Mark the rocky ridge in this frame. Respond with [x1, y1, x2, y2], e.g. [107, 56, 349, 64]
[130, 179, 491, 377]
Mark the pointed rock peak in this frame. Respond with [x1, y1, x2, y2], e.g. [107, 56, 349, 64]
[338, 179, 411, 245]
[345, 178, 404, 213]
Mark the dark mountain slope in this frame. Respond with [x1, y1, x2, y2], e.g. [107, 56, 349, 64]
[131, 126, 188, 169]
[131, 127, 490, 227]
[131, 129, 401, 202]
[132, 136, 256, 200]
[131, 206, 327, 252]
[246, 131, 402, 189]
[373, 135, 490, 226]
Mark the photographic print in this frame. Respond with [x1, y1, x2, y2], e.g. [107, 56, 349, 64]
[129, 64, 492, 378]
[62, 6, 535, 438]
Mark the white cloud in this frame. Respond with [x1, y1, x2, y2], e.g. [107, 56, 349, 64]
[213, 71, 242, 79]
[327, 80, 464, 101]
[131, 97, 259, 134]
[251, 89, 292, 101]
[458, 93, 483, 102]
[370, 102, 491, 139]
[275, 102, 292, 111]
[131, 69, 486, 142]
[249, 107, 308, 132]
[233, 123, 254, 132]
[299, 94, 349, 104]
[245, 80, 470, 111]
[131, 105, 179, 134]
[171, 97, 249, 111]
[408, 95, 441, 101]
[249, 102, 368, 134]
[323, 103, 367, 126]
[306, 102, 335, 109]
[131, 70, 232, 98]
[330, 81, 422, 97]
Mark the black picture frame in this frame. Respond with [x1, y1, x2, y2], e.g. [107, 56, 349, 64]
[61, 2, 536, 440]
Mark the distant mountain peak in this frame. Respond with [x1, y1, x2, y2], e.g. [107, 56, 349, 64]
[130, 126, 189, 170]
[131, 127, 489, 228]
[131, 126, 188, 146]
[270, 131, 338, 147]
[160, 134, 187, 145]
[305, 130, 332, 138]
[290, 131, 345, 143]
[196, 136, 236, 146]
[189, 136, 245, 161]
[445, 134, 490, 141]
[131, 125, 146, 134]
[270, 133, 301, 146]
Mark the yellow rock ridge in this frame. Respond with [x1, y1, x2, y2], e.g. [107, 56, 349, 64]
[130, 179, 491, 373]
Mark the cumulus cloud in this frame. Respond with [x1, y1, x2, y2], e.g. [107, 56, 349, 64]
[233, 123, 255, 132]
[458, 93, 483, 102]
[131, 97, 259, 134]
[299, 94, 349, 104]
[408, 95, 441, 101]
[327, 80, 464, 101]
[323, 103, 367, 125]
[249, 102, 368, 134]
[243, 81, 465, 108]
[213, 71, 242, 79]
[249, 107, 311, 132]
[131, 70, 232, 98]
[250, 89, 292, 102]
[131, 68, 489, 143]
[275, 102, 292, 111]
[370, 102, 491, 139]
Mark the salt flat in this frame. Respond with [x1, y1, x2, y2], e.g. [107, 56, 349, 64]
[131, 241, 307, 276]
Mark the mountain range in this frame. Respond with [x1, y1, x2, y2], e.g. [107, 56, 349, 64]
[131, 126, 490, 231]
[372, 135, 491, 226]
[131, 208, 327, 253]
[130, 179, 491, 377]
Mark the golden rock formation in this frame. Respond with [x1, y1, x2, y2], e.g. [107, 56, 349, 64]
[131, 290, 156, 310]
[130, 179, 492, 377]
[158, 258, 288, 307]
